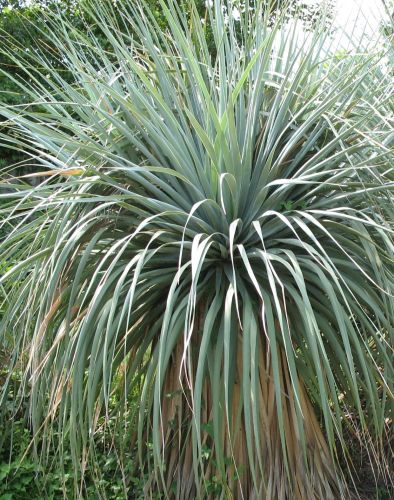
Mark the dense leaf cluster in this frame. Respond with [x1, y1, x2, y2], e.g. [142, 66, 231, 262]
[0, 1, 393, 499]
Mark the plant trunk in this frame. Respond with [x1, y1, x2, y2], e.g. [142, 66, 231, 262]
[146, 322, 341, 499]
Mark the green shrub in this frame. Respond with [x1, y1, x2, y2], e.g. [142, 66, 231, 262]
[0, 1, 393, 498]
[0, 370, 140, 499]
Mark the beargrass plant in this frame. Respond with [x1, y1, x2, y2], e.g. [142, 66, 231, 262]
[0, 0, 393, 498]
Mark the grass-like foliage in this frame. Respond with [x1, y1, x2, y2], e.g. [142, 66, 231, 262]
[0, 1, 393, 498]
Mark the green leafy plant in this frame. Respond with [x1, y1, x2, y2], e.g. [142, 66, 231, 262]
[0, 0, 393, 498]
[0, 369, 140, 499]
[0, 416, 139, 500]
